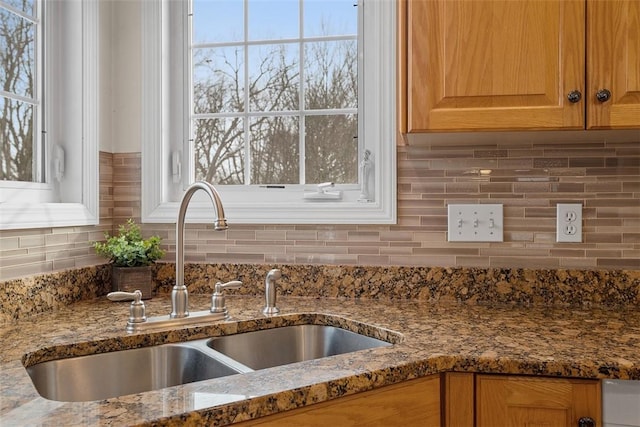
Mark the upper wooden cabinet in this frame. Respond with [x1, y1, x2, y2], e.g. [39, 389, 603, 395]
[400, 0, 640, 132]
[587, 0, 640, 128]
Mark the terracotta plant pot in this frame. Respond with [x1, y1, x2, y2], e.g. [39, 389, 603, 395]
[111, 265, 153, 299]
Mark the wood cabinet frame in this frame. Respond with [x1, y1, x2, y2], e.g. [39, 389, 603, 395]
[399, 0, 640, 132]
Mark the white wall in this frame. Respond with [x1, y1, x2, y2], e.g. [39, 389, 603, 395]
[108, 0, 142, 153]
[99, 0, 112, 152]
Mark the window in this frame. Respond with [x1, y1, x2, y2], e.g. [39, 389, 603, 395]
[0, 0, 99, 230]
[0, 0, 42, 184]
[142, 0, 395, 224]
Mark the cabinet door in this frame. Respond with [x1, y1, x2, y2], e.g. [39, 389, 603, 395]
[404, 0, 585, 132]
[234, 375, 441, 426]
[476, 375, 601, 427]
[587, 0, 640, 128]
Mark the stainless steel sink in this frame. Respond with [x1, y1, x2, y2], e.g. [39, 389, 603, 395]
[26, 340, 245, 402]
[26, 323, 394, 402]
[207, 325, 392, 370]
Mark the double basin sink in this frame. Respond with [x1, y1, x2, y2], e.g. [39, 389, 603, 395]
[26, 323, 395, 402]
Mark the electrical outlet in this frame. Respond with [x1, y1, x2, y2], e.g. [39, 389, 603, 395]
[556, 203, 582, 243]
[447, 204, 503, 242]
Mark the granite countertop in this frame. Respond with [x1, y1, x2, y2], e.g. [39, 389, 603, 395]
[1, 294, 639, 426]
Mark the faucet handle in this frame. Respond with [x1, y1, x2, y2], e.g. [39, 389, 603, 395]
[107, 290, 143, 301]
[107, 290, 147, 328]
[215, 280, 242, 292]
[211, 280, 242, 314]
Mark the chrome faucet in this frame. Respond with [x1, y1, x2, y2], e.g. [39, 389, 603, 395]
[172, 181, 228, 318]
[263, 269, 282, 315]
[107, 181, 236, 332]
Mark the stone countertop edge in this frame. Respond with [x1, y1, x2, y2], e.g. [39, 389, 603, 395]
[1, 294, 639, 426]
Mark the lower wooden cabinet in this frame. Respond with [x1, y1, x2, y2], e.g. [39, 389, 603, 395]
[234, 375, 441, 426]
[444, 373, 601, 427]
[233, 373, 601, 426]
[444, 372, 475, 426]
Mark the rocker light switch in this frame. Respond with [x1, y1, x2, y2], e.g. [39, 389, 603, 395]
[447, 204, 504, 242]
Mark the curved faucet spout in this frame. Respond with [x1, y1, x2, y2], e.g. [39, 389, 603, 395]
[172, 181, 228, 319]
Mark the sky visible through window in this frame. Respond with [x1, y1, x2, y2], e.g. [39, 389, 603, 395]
[192, 0, 357, 44]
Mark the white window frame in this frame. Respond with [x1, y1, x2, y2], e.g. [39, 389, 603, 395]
[0, 0, 99, 230]
[141, 0, 395, 225]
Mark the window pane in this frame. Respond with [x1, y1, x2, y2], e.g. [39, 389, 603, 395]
[304, 0, 356, 37]
[0, 7, 35, 99]
[305, 114, 356, 184]
[0, 96, 35, 181]
[248, 43, 299, 111]
[192, 0, 243, 44]
[194, 118, 245, 184]
[304, 40, 357, 110]
[193, 47, 244, 113]
[250, 116, 299, 184]
[248, 0, 298, 41]
[2, 0, 35, 17]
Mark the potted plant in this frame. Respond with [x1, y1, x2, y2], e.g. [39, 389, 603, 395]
[94, 219, 165, 299]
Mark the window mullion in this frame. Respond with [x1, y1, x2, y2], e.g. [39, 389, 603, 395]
[357, 0, 365, 170]
[0, 1, 38, 22]
[192, 34, 355, 50]
[35, 0, 44, 183]
[298, 0, 305, 185]
[187, 0, 194, 185]
[0, 91, 37, 105]
[243, 0, 251, 185]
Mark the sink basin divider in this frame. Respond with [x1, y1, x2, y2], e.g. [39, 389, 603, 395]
[178, 339, 255, 374]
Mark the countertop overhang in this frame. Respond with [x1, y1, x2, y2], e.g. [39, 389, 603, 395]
[1, 295, 639, 426]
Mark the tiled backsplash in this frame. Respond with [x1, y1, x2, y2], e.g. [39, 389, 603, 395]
[0, 139, 638, 281]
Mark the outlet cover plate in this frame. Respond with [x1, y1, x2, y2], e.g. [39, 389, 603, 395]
[447, 204, 503, 242]
[556, 203, 582, 243]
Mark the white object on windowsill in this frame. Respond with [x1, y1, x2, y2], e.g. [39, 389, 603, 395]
[304, 182, 342, 201]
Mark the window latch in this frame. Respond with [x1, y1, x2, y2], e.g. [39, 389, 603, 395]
[172, 151, 182, 183]
[54, 145, 65, 182]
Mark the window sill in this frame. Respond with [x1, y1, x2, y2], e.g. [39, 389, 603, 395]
[0, 203, 98, 230]
[143, 198, 395, 225]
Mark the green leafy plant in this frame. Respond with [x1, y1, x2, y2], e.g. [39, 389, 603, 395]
[94, 219, 165, 267]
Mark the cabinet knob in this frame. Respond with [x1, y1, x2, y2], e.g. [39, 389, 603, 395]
[578, 416, 595, 427]
[567, 90, 582, 103]
[596, 89, 611, 103]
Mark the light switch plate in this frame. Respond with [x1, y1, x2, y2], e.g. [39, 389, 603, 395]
[556, 203, 582, 242]
[447, 204, 503, 242]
